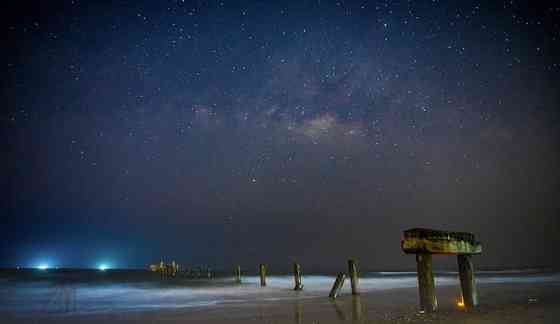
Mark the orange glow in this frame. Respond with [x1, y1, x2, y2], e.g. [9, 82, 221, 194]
[456, 296, 465, 308]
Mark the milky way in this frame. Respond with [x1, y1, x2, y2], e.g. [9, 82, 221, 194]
[2, 1, 559, 270]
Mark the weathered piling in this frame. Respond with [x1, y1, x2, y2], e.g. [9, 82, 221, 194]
[347, 259, 360, 295]
[293, 262, 303, 291]
[416, 253, 437, 312]
[329, 272, 346, 299]
[457, 254, 478, 308]
[235, 265, 242, 284]
[259, 264, 267, 287]
[402, 228, 482, 312]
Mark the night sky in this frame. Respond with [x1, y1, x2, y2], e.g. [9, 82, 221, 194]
[2, 1, 559, 271]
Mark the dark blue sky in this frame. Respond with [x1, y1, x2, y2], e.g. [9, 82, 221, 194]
[2, 1, 559, 270]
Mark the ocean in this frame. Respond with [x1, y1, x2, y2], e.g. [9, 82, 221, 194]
[1, 268, 558, 316]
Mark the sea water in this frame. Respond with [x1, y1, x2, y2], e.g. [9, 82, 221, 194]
[0, 269, 558, 315]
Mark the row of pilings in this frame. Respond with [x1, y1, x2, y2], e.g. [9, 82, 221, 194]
[153, 227, 482, 313]
[235, 255, 477, 313]
[156, 255, 478, 313]
[233, 259, 360, 299]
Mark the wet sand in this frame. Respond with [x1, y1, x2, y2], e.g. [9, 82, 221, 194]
[3, 280, 558, 323]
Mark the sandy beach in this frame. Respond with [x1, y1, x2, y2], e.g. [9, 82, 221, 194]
[2, 274, 558, 324]
[125, 282, 559, 324]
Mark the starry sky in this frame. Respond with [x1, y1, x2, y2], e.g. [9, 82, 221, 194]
[2, 1, 559, 271]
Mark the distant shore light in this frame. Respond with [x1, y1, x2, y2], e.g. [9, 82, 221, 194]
[37, 264, 49, 270]
[98, 264, 109, 271]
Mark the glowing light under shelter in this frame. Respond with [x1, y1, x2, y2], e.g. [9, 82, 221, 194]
[457, 296, 465, 308]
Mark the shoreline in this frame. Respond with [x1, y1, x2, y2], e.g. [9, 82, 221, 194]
[2, 279, 558, 323]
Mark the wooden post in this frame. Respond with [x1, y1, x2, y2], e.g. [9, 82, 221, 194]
[293, 262, 303, 291]
[457, 254, 478, 308]
[259, 264, 267, 287]
[235, 265, 242, 283]
[416, 253, 437, 312]
[329, 272, 346, 299]
[348, 259, 359, 295]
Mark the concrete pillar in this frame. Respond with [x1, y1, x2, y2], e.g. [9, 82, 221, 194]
[416, 253, 437, 312]
[457, 254, 478, 308]
[293, 262, 303, 291]
[259, 264, 267, 287]
[235, 265, 242, 284]
[348, 259, 360, 295]
[329, 272, 346, 299]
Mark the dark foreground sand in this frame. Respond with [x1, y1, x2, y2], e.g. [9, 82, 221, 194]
[3, 281, 559, 323]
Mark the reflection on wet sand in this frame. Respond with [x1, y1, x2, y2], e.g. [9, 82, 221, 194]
[290, 295, 366, 323]
[294, 300, 303, 324]
[329, 295, 364, 323]
[330, 300, 347, 321]
[352, 295, 363, 322]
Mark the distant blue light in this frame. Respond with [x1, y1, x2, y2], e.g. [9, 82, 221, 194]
[98, 264, 109, 271]
[37, 264, 49, 270]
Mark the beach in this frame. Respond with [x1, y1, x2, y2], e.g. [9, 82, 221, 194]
[161, 282, 557, 324]
[1, 270, 558, 323]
